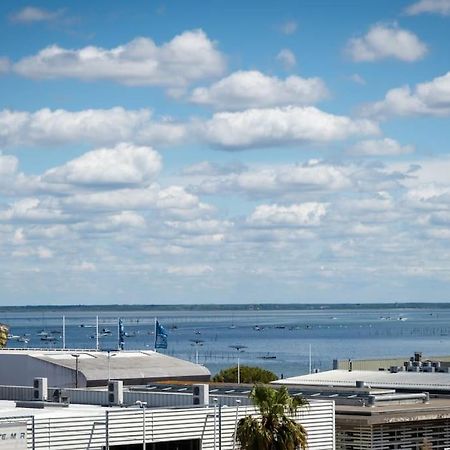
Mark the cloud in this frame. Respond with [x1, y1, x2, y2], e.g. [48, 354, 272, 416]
[11, 29, 226, 88]
[167, 264, 214, 276]
[348, 138, 415, 156]
[182, 161, 247, 176]
[43, 143, 161, 187]
[199, 106, 379, 149]
[279, 20, 298, 35]
[349, 73, 366, 85]
[248, 203, 327, 227]
[73, 261, 96, 272]
[276, 49, 297, 69]
[346, 23, 427, 62]
[0, 153, 19, 177]
[406, 0, 450, 15]
[0, 107, 187, 149]
[0, 58, 10, 74]
[362, 71, 450, 118]
[190, 71, 327, 110]
[62, 185, 213, 220]
[9, 6, 63, 23]
[0, 198, 71, 224]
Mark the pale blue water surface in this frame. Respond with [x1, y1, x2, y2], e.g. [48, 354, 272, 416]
[2, 307, 450, 378]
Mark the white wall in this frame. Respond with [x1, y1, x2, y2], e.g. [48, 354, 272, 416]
[2, 400, 335, 450]
[0, 354, 79, 388]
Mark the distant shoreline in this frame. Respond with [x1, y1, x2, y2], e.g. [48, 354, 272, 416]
[1, 302, 450, 312]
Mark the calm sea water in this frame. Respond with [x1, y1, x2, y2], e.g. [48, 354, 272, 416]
[2, 307, 450, 378]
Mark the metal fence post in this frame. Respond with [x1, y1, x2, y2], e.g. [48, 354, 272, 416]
[105, 411, 109, 450]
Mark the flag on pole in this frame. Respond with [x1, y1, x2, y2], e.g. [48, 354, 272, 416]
[118, 318, 125, 350]
[154, 320, 168, 349]
[0, 323, 9, 349]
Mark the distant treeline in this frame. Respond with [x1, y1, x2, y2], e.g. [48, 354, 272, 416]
[0, 302, 449, 312]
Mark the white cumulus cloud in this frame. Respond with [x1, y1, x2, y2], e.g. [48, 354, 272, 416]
[43, 143, 161, 187]
[348, 138, 415, 156]
[248, 202, 327, 227]
[0, 107, 187, 149]
[11, 29, 226, 88]
[190, 71, 327, 110]
[200, 106, 379, 150]
[346, 23, 427, 62]
[406, 0, 450, 15]
[9, 6, 63, 23]
[363, 71, 450, 118]
[276, 49, 297, 69]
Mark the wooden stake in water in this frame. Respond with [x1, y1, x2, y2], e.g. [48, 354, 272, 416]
[62, 316, 66, 350]
[96, 316, 99, 351]
[309, 344, 312, 374]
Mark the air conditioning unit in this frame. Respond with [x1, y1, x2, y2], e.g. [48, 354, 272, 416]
[108, 380, 123, 405]
[33, 377, 48, 401]
[192, 384, 209, 406]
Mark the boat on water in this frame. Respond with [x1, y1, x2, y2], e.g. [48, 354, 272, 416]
[258, 353, 277, 360]
[7, 334, 22, 340]
[41, 335, 58, 342]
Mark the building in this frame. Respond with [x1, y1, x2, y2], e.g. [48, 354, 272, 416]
[334, 352, 450, 373]
[276, 369, 450, 449]
[276, 368, 450, 395]
[0, 349, 211, 388]
[0, 380, 335, 449]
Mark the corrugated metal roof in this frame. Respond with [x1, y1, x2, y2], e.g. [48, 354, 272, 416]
[0, 350, 210, 381]
[277, 369, 450, 391]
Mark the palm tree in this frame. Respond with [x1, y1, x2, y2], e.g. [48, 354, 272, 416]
[235, 384, 308, 450]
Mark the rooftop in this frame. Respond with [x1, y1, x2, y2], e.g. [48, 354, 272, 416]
[0, 349, 210, 384]
[277, 369, 450, 393]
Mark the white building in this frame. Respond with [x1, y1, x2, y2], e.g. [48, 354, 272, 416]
[0, 350, 210, 388]
[0, 382, 335, 450]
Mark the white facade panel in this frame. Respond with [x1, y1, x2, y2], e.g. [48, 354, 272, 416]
[0, 400, 334, 450]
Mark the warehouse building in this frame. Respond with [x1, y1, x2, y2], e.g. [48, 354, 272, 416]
[276, 369, 450, 449]
[0, 379, 335, 450]
[334, 351, 450, 373]
[0, 349, 210, 388]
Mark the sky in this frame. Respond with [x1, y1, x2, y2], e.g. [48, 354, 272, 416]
[1, 0, 450, 305]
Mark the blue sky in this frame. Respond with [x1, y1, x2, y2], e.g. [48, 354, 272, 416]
[1, 0, 450, 304]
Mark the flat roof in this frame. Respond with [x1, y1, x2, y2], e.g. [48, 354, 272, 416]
[335, 398, 450, 425]
[277, 369, 450, 390]
[0, 349, 210, 381]
[0, 399, 114, 420]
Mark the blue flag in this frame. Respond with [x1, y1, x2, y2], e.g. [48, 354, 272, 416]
[155, 320, 168, 349]
[118, 318, 125, 350]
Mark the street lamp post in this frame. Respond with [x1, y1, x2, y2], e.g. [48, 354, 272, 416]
[71, 354, 80, 388]
[230, 345, 247, 384]
[136, 401, 148, 450]
[190, 339, 204, 364]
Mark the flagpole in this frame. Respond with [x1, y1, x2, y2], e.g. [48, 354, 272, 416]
[62, 315, 66, 350]
[96, 316, 99, 351]
[117, 318, 120, 351]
